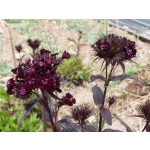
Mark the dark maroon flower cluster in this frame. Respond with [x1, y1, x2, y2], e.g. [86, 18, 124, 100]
[108, 95, 116, 108]
[63, 93, 76, 106]
[71, 103, 94, 125]
[27, 39, 41, 51]
[92, 34, 137, 61]
[6, 49, 70, 99]
[15, 45, 23, 53]
[138, 100, 150, 123]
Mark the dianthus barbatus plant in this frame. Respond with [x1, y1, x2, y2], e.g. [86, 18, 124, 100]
[6, 42, 76, 132]
[89, 34, 148, 132]
[131, 100, 150, 132]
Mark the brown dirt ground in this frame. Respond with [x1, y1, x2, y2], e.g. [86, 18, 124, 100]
[1, 19, 150, 132]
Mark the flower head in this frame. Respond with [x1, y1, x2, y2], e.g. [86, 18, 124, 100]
[138, 100, 150, 123]
[108, 95, 116, 108]
[92, 34, 137, 62]
[63, 93, 76, 106]
[27, 39, 41, 51]
[6, 47, 70, 99]
[15, 45, 23, 53]
[71, 103, 94, 125]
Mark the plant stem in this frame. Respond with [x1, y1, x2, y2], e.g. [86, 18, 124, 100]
[41, 105, 47, 132]
[98, 61, 115, 132]
[98, 61, 108, 132]
[142, 122, 148, 132]
[99, 115, 102, 132]
[41, 90, 57, 132]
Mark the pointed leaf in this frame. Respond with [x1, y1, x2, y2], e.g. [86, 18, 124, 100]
[89, 75, 106, 83]
[118, 61, 125, 75]
[113, 114, 132, 132]
[102, 128, 122, 132]
[60, 128, 79, 132]
[111, 74, 148, 85]
[101, 108, 112, 125]
[146, 124, 150, 132]
[81, 125, 97, 132]
[43, 109, 50, 124]
[130, 115, 144, 118]
[92, 84, 103, 106]
[56, 115, 79, 129]
[19, 97, 42, 124]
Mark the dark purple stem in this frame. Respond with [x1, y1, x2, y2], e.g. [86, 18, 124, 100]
[98, 61, 115, 132]
[142, 122, 148, 132]
[41, 90, 57, 132]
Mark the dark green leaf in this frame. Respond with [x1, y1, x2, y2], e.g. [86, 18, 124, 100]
[92, 84, 103, 106]
[101, 108, 112, 125]
[118, 61, 125, 75]
[102, 128, 122, 132]
[111, 74, 148, 85]
[81, 125, 97, 132]
[89, 75, 106, 83]
[56, 115, 79, 129]
[19, 97, 42, 124]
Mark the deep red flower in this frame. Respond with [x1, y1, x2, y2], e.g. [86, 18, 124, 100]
[62, 51, 70, 59]
[63, 93, 76, 106]
[6, 78, 16, 95]
[108, 95, 116, 108]
[27, 39, 41, 51]
[6, 45, 71, 100]
[17, 84, 32, 99]
[38, 75, 54, 90]
[15, 45, 23, 53]
[92, 34, 137, 62]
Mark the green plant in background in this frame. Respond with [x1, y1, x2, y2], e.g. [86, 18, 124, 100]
[4, 19, 38, 34]
[0, 39, 13, 78]
[0, 62, 13, 78]
[0, 109, 43, 132]
[147, 56, 150, 67]
[116, 88, 129, 100]
[4, 19, 22, 24]
[126, 63, 140, 76]
[0, 87, 10, 105]
[83, 20, 107, 44]
[63, 20, 84, 31]
[0, 87, 43, 132]
[68, 31, 86, 57]
[23, 32, 62, 54]
[58, 55, 92, 85]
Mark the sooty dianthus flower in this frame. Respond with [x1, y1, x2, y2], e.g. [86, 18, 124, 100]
[138, 100, 150, 123]
[137, 100, 150, 132]
[108, 95, 116, 108]
[71, 103, 94, 125]
[6, 49, 70, 99]
[63, 93, 76, 106]
[92, 34, 137, 62]
[15, 45, 23, 53]
[27, 39, 41, 51]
